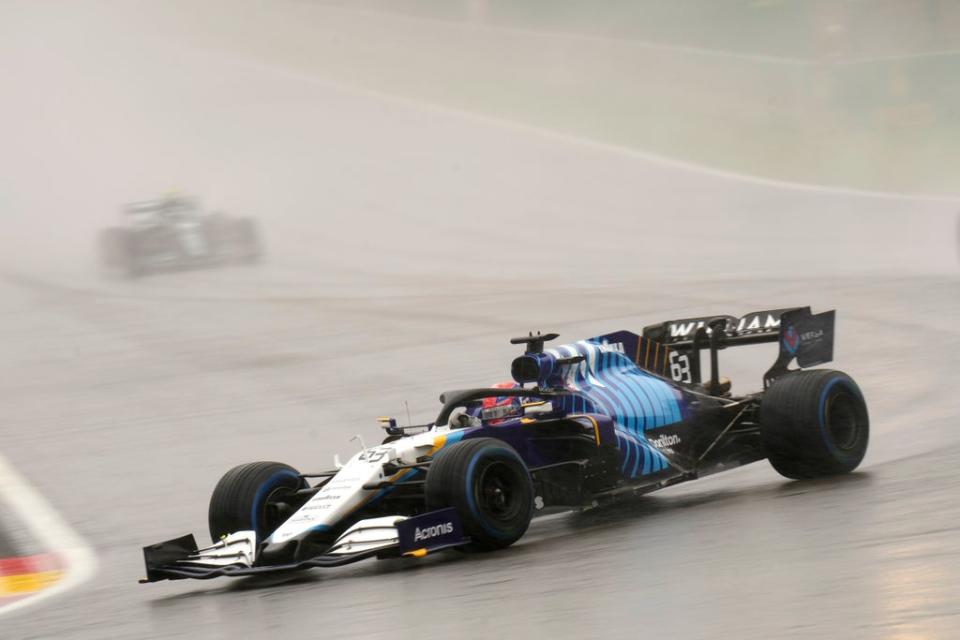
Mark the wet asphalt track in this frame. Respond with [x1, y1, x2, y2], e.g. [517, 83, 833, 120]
[2, 6, 960, 639]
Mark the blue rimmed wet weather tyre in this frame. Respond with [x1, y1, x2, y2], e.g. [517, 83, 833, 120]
[760, 369, 869, 479]
[425, 438, 534, 551]
[208, 462, 304, 543]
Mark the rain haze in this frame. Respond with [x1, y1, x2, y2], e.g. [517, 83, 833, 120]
[0, 2, 958, 639]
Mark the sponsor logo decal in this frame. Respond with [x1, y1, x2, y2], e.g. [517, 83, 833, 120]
[597, 341, 625, 354]
[397, 507, 463, 553]
[736, 312, 781, 334]
[649, 434, 682, 448]
[326, 477, 363, 489]
[667, 312, 783, 340]
[303, 498, 340, 511]
[783, 325, 799, 354]
[668, 321, 708, 339]
[290, 513, 317, 523]
[413, 522, 454, 542]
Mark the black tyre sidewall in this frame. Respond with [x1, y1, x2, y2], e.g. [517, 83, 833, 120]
[208, 462, 302, 543]
[426, 438, 534, 551]
[817, 376, 869, 465]
[761, 369, 869, 479]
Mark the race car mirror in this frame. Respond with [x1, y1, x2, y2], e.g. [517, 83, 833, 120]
[378, 416, 402, 436]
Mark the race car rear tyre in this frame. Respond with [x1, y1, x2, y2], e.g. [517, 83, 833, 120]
[203, 214, 230, 259]
[235, 217, 262, 264]
[760, 369, 869, 479]
[208, 461, 305, 543]
[425, 438, 534, 551]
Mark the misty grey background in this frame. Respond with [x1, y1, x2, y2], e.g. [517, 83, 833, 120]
[1, 2, 958, 639]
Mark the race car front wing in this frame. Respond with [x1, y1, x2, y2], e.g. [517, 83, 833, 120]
[140, 509, 468, 582]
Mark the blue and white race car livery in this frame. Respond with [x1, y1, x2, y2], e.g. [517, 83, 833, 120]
[141, 306, 868, 583]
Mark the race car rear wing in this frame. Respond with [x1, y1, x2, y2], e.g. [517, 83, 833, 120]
[642, 308, 797, 345]
[641, 307, 835, 390]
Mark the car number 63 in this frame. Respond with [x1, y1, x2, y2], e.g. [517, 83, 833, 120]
[669, 351, 692, 383]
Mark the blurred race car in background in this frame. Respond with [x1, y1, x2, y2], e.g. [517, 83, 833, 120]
[141, 306, 868, 583]
[99, 195, 262, 277]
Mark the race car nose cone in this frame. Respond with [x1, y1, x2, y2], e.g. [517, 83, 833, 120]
[258, 539, 299, 565]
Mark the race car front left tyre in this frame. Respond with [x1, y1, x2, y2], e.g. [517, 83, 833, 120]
[425, 438, 534, 551]
[760, 369, 869, 479]
[207, 461, 305, 543]
[204, 215, 262, 264]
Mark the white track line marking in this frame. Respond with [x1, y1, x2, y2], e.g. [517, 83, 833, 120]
[0, 452, 97, 617]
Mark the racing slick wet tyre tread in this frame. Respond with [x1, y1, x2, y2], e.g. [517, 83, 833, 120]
[760, 369, 869, 479]
[208, 461, 303, 543]
[425, 438, 534, 551]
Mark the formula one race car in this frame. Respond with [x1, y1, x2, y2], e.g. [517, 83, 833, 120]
[141, 306, 868, 583]
[99, 195, 261, 277]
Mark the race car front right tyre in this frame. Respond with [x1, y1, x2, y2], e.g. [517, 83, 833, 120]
[425, 438, 534, 551]
[204, 215, 262, 264]
[760, 369, 869, 479]
[208, 461, 305, 543]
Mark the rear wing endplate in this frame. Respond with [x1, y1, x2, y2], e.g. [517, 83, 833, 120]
[763, 308, 835, 386]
